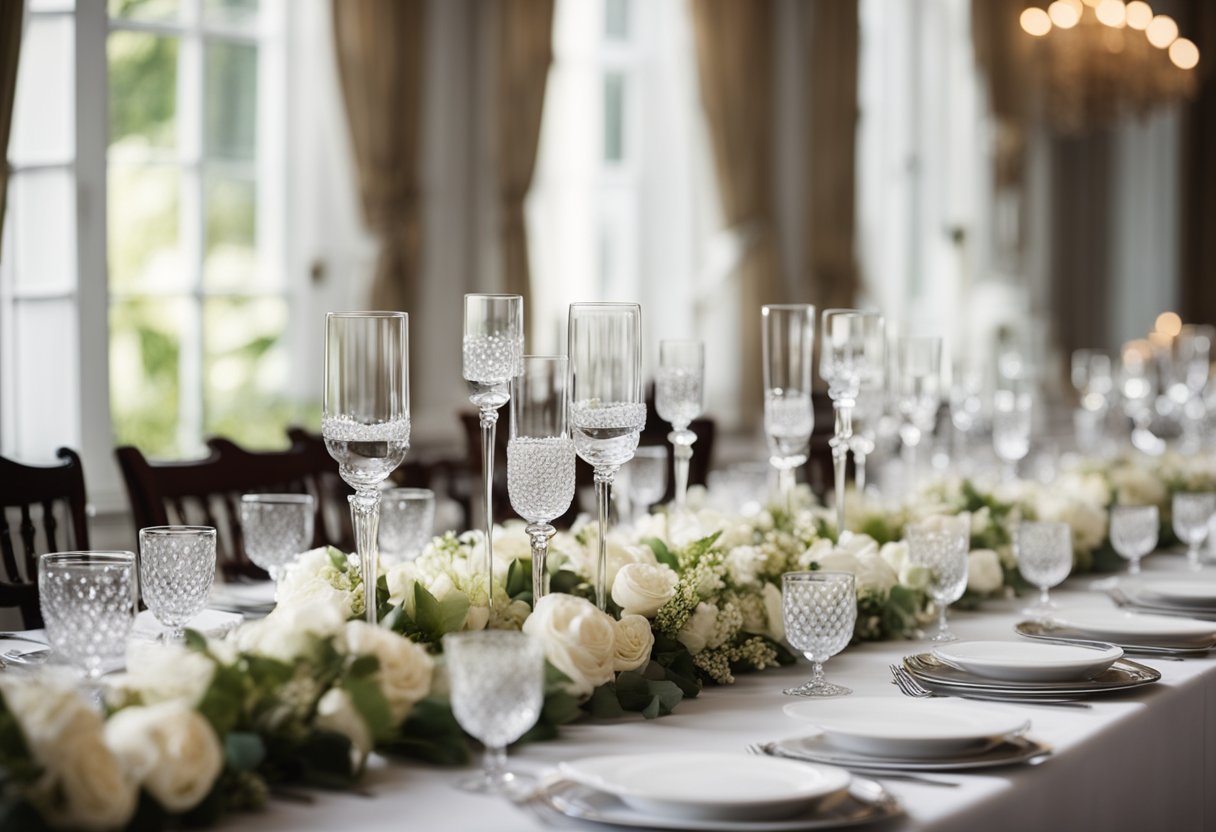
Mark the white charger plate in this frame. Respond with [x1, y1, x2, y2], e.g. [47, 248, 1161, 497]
[1056, 609, 1216, 648]
[782, 697, 1029, 759]
[558, 752, 851, 822]
[1132, 580, 1216, 608]
[932, 640, 1123, 682]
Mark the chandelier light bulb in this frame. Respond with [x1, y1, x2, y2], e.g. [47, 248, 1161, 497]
[1146, 14, 1178, 48]
[1095, 0, 1127, 27]
[1021, 7, 1053, 36]
[1125, 1, 1153, 29]
[1049, 0, 1082, 29]
[1155, 311, 1183, 337]
[1169, 37, 1200, 69]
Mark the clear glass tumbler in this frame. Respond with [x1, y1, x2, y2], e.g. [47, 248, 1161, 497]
[139, 526, 217, 641]
[240, 493, 316, 581]
[1014, 520, 1072, 620]
[378, 488, 436, 564]
[905, 515, 970, 642]
[39, 551, 138, 682]
[1174, 492, 1216, 571]
[781, 571, 857, 697]
[1109, 504, 1159, 575]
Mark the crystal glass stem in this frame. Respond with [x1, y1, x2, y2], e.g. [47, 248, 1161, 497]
[480, 407, 499, 610]
[1129, 556, 1142, 576]
[901, 434, 918, 491]
[526, 522, 555, 601]
[934, 602, 950, 641]
[350, 488, 381, 624]
[854, 450, 867, 493]
[1188, 541, 1203, 571]
[830, 401, 853, 535]
[594, 469, 616, 610]
[669, 429, 696, 510]
[484, 744, 508, 784]
[777, 467, 795, 515]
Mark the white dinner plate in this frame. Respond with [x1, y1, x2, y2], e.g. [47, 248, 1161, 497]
[1131, 580, 1216, 608]
[932, 640, 1123, 682]
[767, 733, 1052, 772]
[558, 752, 851, 822]
[1055, 609, 1216, 648]
[782, 697, 1029, 759]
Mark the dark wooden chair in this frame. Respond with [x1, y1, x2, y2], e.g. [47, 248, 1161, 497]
[0, 448, 91, 628]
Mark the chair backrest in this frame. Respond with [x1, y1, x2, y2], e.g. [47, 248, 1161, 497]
[0, 448, 90, 628]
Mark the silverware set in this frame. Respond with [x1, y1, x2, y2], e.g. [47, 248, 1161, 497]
[744, 742, 961, 788]
[888, 663, 1094, 709]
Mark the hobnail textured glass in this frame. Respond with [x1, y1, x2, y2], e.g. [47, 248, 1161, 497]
[1014, 521, 1072, 619]
[139, 526, 217, 640]
[379, 488, 436, 563]
[782, 572, 857, 697]
[240, 494, 315, 580]
[507, 438, 576, 524]
[1173, 493, 1216, 571]
[39, 551, 138, 678]
[905, 515, 970, 642]
[1109, 505, 1159, 575]
[444, 630, 544, 794]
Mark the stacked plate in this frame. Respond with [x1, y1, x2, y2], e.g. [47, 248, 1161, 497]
[1017, 609, 1216, 657]
[536, 751, 900, 831]
[1103, 576, 1216, 621]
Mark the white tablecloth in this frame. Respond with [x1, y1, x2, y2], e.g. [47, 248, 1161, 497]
[219, 557, 1216, 832]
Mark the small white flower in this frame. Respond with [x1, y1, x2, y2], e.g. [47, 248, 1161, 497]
[523, 593, 618, 697]
[612, 615, 655, 672]
[967, 549, 1004, 595]
[611, 562, 678, 617]
[105, 701, 223, 813]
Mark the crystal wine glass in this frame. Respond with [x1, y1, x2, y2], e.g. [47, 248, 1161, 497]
[1071, 349, 1114, 413]
[444, 630, 545, 795]
[762, 304, 815, 513]
[781, 571, 857, 697]
[655, 339, 704, 510]
[569, 303, 645, 610]
[139, 526, 217, 641]
[905, 515, 970, 642]
[895, 336, 942, 492]
[323, 311, 410, 624]
[820, 309, 884, 535]
[39, 551, 138, 683]
[848, 385, 880, 495]
[1172, 326, 1213, 452]
[507, 355, 575, 601]
[240, 494, 315, 581]
[1014, 521, 1072, 621]
[1119, 341, 1163, 455]
[464, 294, 524, 610]
[1110, 504, 1159, 575]
[949, 363, 985, 471]
[626, 446, 669, 522]
[1174, 492, 1216, 571]
[993, 388, 1032, 481]
[379, 488, 435, 564]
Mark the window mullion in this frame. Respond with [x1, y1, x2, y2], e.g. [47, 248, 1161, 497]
[178, 20, 205, 453]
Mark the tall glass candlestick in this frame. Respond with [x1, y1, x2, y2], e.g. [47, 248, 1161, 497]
[655, 339, 704, 510]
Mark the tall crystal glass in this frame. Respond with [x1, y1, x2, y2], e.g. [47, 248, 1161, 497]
[240, 494, 315, 581]
[569, 303, 645, 610]
[508, 356, 575, 602]
[895, 336, 942, 492]
[782, 572, 857, 697]
[1110, 504, 1159, 575]
[1172, 326, 1213, 452]
[655, 339, 704, 510]
[993, 388, 1032, 480]
[464, 294, 524, 610]
[323, 311, 410, 624]
[1014, 521, 1071, 620]
[905, 515, 970, 642]
[848, 385, 880, 494]
[820, 309, 884, 535]
[1119, 341, 1162, 455]
[1174, 492, 1216, 571]
[139, 526, 217, 641]
[949, 363, 985, 471]
[39, 551, 138, 683]
[1072, 349, 1113, 413]
[762, 304, 815, 512]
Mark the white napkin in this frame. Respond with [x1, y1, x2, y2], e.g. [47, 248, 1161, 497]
[132, 609, 243, 640]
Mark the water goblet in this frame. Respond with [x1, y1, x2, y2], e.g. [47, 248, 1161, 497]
[569, 303, 646, 610]
[762, 305, 816, 512]
[626, 446, 669, 522]
[656, 339, 704, 510]
[139, 526, 217, 641]
[993, 388, 1032, 481]
[1014, 521, 1072, 620]
[379, 488, 435, 564]
[508, 356, 575, 601]
[39, 551, 138, 685]
[781, 571, 857, 697]
[895, 336, 942, 492]
[444, 630, 545, 795]
[1173, 492, 1216, 571]
[323, 311, 411, 624]
[1109, 504, 1159, 575]
[240, 494, 315, 581]
[905, 515, 970, 642]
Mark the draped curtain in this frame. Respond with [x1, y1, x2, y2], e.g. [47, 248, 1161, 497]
[1181, 0, 1216, 325]
[331, 0, 426, 313]
[691, 0, 782, 425]
[0, 1, 23, 264]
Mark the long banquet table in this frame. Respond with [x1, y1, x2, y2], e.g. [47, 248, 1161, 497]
[216, 556, 1216, 832]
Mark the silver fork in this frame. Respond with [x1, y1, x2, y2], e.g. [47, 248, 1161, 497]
[888, 663, 1093, 709]
[744, 742, 960, 787]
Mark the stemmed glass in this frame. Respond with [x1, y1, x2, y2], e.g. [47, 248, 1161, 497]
[464, 294, 524, 609]
[1110, 504, 1159, 575]
[379, 488, 436, 564]
[992, 388, 1032, 481]
[1171, 326, 1213, 452]
[820, 309, 884, 535]
[444, 630, 545, 795]
[626, 446, 668, 523]
[323, 311, 410, 624]
[139, 526, 217, 641]
[655, 339, 704, 510]
[895, 336, 942, 492]
[847, 386, 880, 494]
[1119, 341, 1163, 455]
[781, 572, 857, 697]
[905, 515, 970, 642]
[949, 363, 985, 471]
[762, 305, 815, 513]
[1174, 492, 1216, 571]
[507, 356, 576, 601]
[239, 494, 315, 581]
[1014, 521, 1072, 620]
[569, 303, 646, 610]
[39, 551, 138, 685]
[1071, 350, 1112, 456]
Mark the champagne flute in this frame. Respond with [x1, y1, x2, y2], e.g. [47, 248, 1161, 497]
[762, 305, 815, 513]
[464, 294, 524, 610]
[895, 336, 942, 492]
[323, 311, 410, 624]
[568, 303, 645, 610]
[655, 339, 704, 510]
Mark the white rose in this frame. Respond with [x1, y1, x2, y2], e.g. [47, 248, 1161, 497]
[522, 594, 617, 697]
[676, 602, 719, 654]
[51, 728, 139, 830]
[115, 640, 216, 707]
[967, 549, 1004, 595]
[970, 507, 992, 538]
[236, 601, 345, 662]
[490, 598, 533, 630]
[879, 541, 908, 573]
[611, 563, 678, 617]
[762, 582, 785, 642]
[1110, 463, 1168, 507]
[105, 701, 223, 813]
[464, 604, 490, 631]
[275, 574, 354, 622]
[854, 552, 898, 595]
[342, 621, 434, 723]
[385, 561, 419, 607]
[835, 532, 879, 559]
[315, 688, 373, 770]
[613, 615, 655, 672]
[815, 550, 863, 576]
[800, 538, 835, 569]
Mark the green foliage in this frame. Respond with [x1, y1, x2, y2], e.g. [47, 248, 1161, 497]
[645, 537, 680, 571]
[384, 698, 471, 767]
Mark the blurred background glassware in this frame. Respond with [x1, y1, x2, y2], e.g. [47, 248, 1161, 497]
[1118, 340, 1164, 456]
[895, 335, 942, 492]
[39, 551, 138, 683]
[1071, 349, 1114, 414]
[706, 462, 772, 515]
[1014, 521, 1072, 620]
[848, 384, 880, 496]
[323, 312, 410, 625]
[655, 339, 704, 510]
[507, 356, 575, 601]
[138, 526, 216, 641]
[762, 304, 816, 512]
[1169, 325, 1213, 452]
[378, 488, 435, 565]
[569, 303, 645, 610]
[240, 493, 315, 580]
[949, 362, 986, 473]
[992, 387, 1032, 481]
[781, 571, 857, 697]
[626, 446, 668, 523]
[444, 630, 545, 795]
[905, 515, 970, 642]
[1173, 492, 1216, 571]
[1109, 504, 1159, 575]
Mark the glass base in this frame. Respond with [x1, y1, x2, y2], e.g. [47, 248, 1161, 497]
[455, 768, 535, 797]
[783, 679, 852, 697]
[926, 628, 957, 643]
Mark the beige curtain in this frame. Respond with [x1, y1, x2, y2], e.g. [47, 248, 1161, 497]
[332, 0, 426, 313]
[0, 1, 23, 264]
[805, 0, 859, 310]
[497, 0, 554, 330]
[691, 0, 782, 425]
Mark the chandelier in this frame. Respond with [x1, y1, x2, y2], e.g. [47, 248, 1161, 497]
[1018, 0, 1200, 133]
